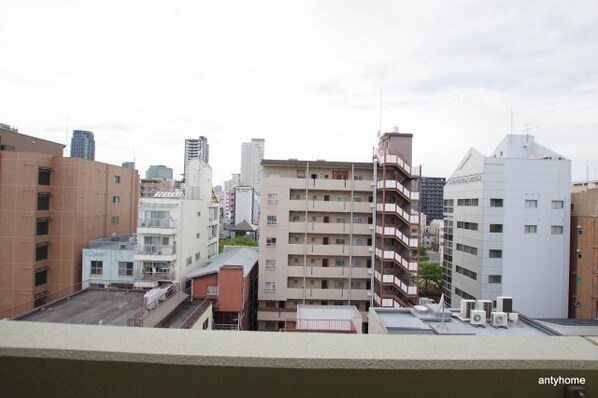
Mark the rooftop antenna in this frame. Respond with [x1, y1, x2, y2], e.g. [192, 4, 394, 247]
[377, 89, 382, 138]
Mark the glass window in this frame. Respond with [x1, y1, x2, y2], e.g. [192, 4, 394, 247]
[35, 268, 48, 286]
[36, 218, 49, 236]
[525, 199, 538, 208]
[37, 193, 50, 211]
[267, 193, 278, 204]
[265, 260, 276, 269]
[489, 249, 502, 258]
[551, 225, 564, 234]
[489, 224, 503, 233]
[114, 175, 121, 183]
[490, 198, 503, 207]
[91, 260, 103, 275]
[35, 244, 49, 261]
[118, 262, 133, 276]
[38, 168, 51, 185]
[112, 196, 120, 204]
[267, 216, 277, 225]
[266, 237, 277, 247]
[488, 275, 502, 284]
[551, 200, 564, 209]
[111, 216, 120, 225]
[265, 282, 276, 292]
[524, 225, 537, 233]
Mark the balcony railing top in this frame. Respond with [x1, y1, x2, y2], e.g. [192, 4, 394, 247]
[138, 219, 177, 229]
[88, 234, 136, 250]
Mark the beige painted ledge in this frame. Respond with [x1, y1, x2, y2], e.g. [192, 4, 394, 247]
[1, 320, 597, 370]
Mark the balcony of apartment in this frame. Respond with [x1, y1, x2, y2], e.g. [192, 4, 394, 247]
[376, 226, 418, 248]
[377, 150, 421, 178]
[289, 221, 371, 235]
[288, 288, 357, 301]
[134, 244, 176, 262]
[375, 248, 417, 273]
[288, 266, 371, 280]
[376, 180, 419, 201]
[374, 270, 417, 297]
[134, 266, 176, 284]
[282, 318, 358, 333]
[288, 244, 371, 257]
[376, 203, 419, 225]
[257, 307, 297, 322]
[137, 218, 177, 235]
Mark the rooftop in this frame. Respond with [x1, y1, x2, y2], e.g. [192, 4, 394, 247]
[261, 158, 373, 169]
[186, 247, 258, 279]
[17, 289, 144, 326]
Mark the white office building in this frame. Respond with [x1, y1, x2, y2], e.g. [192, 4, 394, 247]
[442, 134, 570, 318]
[233, 186, 259, 226]
[240, 138, 265, 192]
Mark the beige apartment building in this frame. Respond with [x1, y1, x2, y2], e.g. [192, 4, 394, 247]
[0, 125, 139, 317]
[258, 132, 420, 331]
[570, 188, 598, 319]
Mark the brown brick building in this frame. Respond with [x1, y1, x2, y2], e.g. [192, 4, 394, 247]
[0, 125, 139, 317]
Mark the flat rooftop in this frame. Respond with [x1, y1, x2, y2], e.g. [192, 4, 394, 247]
[373, 308, 550, 336]
[17, 289, 145, 326]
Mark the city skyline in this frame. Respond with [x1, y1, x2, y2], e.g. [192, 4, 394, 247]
[1, 1, 597, 186]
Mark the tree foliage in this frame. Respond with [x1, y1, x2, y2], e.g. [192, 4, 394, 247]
[219, 235, 258, 253]
[418, 261, 442, 291]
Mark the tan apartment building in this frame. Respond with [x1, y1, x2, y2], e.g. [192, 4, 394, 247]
[0, 125, 139, 317]
[570, 188, 598, 319]
[257, 132, 420, 331]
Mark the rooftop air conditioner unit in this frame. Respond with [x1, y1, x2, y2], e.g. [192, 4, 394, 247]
[477, 300, 493, 320]
[496, 296, 513, 313]
[508, 313, 519, 325]
[491, 312, 508, 328]
[470, 310, 486, 326]
[460, 299, 476, 319]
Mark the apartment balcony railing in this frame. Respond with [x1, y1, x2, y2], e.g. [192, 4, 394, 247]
[281, 318, 357, 333]
[375, 248, 418, 272]
[376, 203, 419, 225]
[136, 244, 176, 255]
[377, 150, 421, 177]
[376, 180, 419, 200]
[375, 270, 418, 297]
[135, 270, 176, 282]
[376, 226, 418, 248]
[138, 219, 177, 229]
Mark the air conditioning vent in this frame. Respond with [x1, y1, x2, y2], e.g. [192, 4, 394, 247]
[470, 310, 486, 326]
[477, 300, 493, 320]
[496, 296, 513, 313]
[508, 312, 519, 325]
[491, 312, 508, 328]
[459, 299, 476, 319]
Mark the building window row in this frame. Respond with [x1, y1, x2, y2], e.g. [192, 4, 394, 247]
[456, 221, 478, 231]
[488, 275, 502, 284]
[456, 243, 478, 256]
[455, 265, 477, 280]
[34, 268, 48, 286]
[457, 198, 479, 206]
[454, 287, 476, 300]
[489, 224, 503, 233]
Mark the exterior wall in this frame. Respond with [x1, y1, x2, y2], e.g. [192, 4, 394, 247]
[218, 267, 244, 312]
[258, 160, 374, 331]
[443, 135, 570, 318]
[570, 189, 598, 319]
[0, 150, 139, 317]
[233, 186, 254, 225]
[190, 302, 213, 330]
[82, 241, 136, 287]
[191, 274, 219, 299]
[0, 126, 64, 156]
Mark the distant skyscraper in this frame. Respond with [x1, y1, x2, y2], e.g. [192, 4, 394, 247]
[70, 130, 95, 160]
[146, 165, 174, 180]
[184, 136, 209, 178]
[122, 161, 135, 169]
[421, 177, 446, 225]
[240, 138, 265, 192]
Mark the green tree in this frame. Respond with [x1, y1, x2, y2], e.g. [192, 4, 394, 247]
[418, 261, 442, 291]
[219, 235, 258, 253]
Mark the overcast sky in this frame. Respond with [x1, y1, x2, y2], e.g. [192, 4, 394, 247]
[1, 0, 597, 186]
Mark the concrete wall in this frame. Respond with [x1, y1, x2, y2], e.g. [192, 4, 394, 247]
[1, 321, 596, 397]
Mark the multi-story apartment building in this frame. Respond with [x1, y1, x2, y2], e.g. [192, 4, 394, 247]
[240, 138, 265, 192]
[421, 177, 445, 225]
[70, 130, 95, 160]
[146, 164, 173, 180]
[442, 134, 570, 318]
[140, 178, 175, 198]
[135, 159, 219, 290]
[0, 125, 139, 317]
[184, 136, 209, 178]
[257, 132, 420, 331]
[570, 188, 598, 319]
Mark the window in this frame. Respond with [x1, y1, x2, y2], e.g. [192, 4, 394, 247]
[186, 256, 192, 265]
[265, 282, 276, 292]
[91, 260, 103, 275]
[488, 275, 502, 284]
[351, 259, 362, 267]
[350, 280, 361, 289]
[267, 193, 278, 204]
[196, 233, 200, 238]
[456, 221, 478, 231]
[525, 199, 537, 208]
[336, 217, 346, 224]
[207, 286, 219, 295]
[265, 260, 276, 269]
[353, 217, 362, 224]
[455, 265, 477, 280]
[489, 249, 502, 258]
[111, 216, 119, 225]
[489, 224, 503, 233]
[335, 238, 346, 245]
[353, 196, 362, 202]
[454, 287, 476, 300]
[334, 259, 345, 267]
[38, 168, 51, 185]
[35, 244, 49, 261]
[490, 198, 503, 207]
[37, 193, 50, 211]
[334, 281, 345, 289]
[267, 216, 277, 225]
[352, 238, 363, 245]
[578, 228, 583, 236]
[524, 225, 537, 234]
[266, 237, 277, 247]
[577, 251, 582, 260]
[112, 196, 120, 204]
[195, 252, 201, 260]
[35, 268, 48, 286]
[456, 243, 478, 256]
[457, 198, 479, 206]
[118, 262, 133, 276]
[551, 225, 564, 235]
[552, 200, 564, 209]
[36, 218, 49, 236]
[113, 175, 121, 184]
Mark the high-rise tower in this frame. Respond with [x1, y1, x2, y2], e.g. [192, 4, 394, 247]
[240, 138, 265, 192]
[70, 130, 95, 160]
[184, 136, 209, 178]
